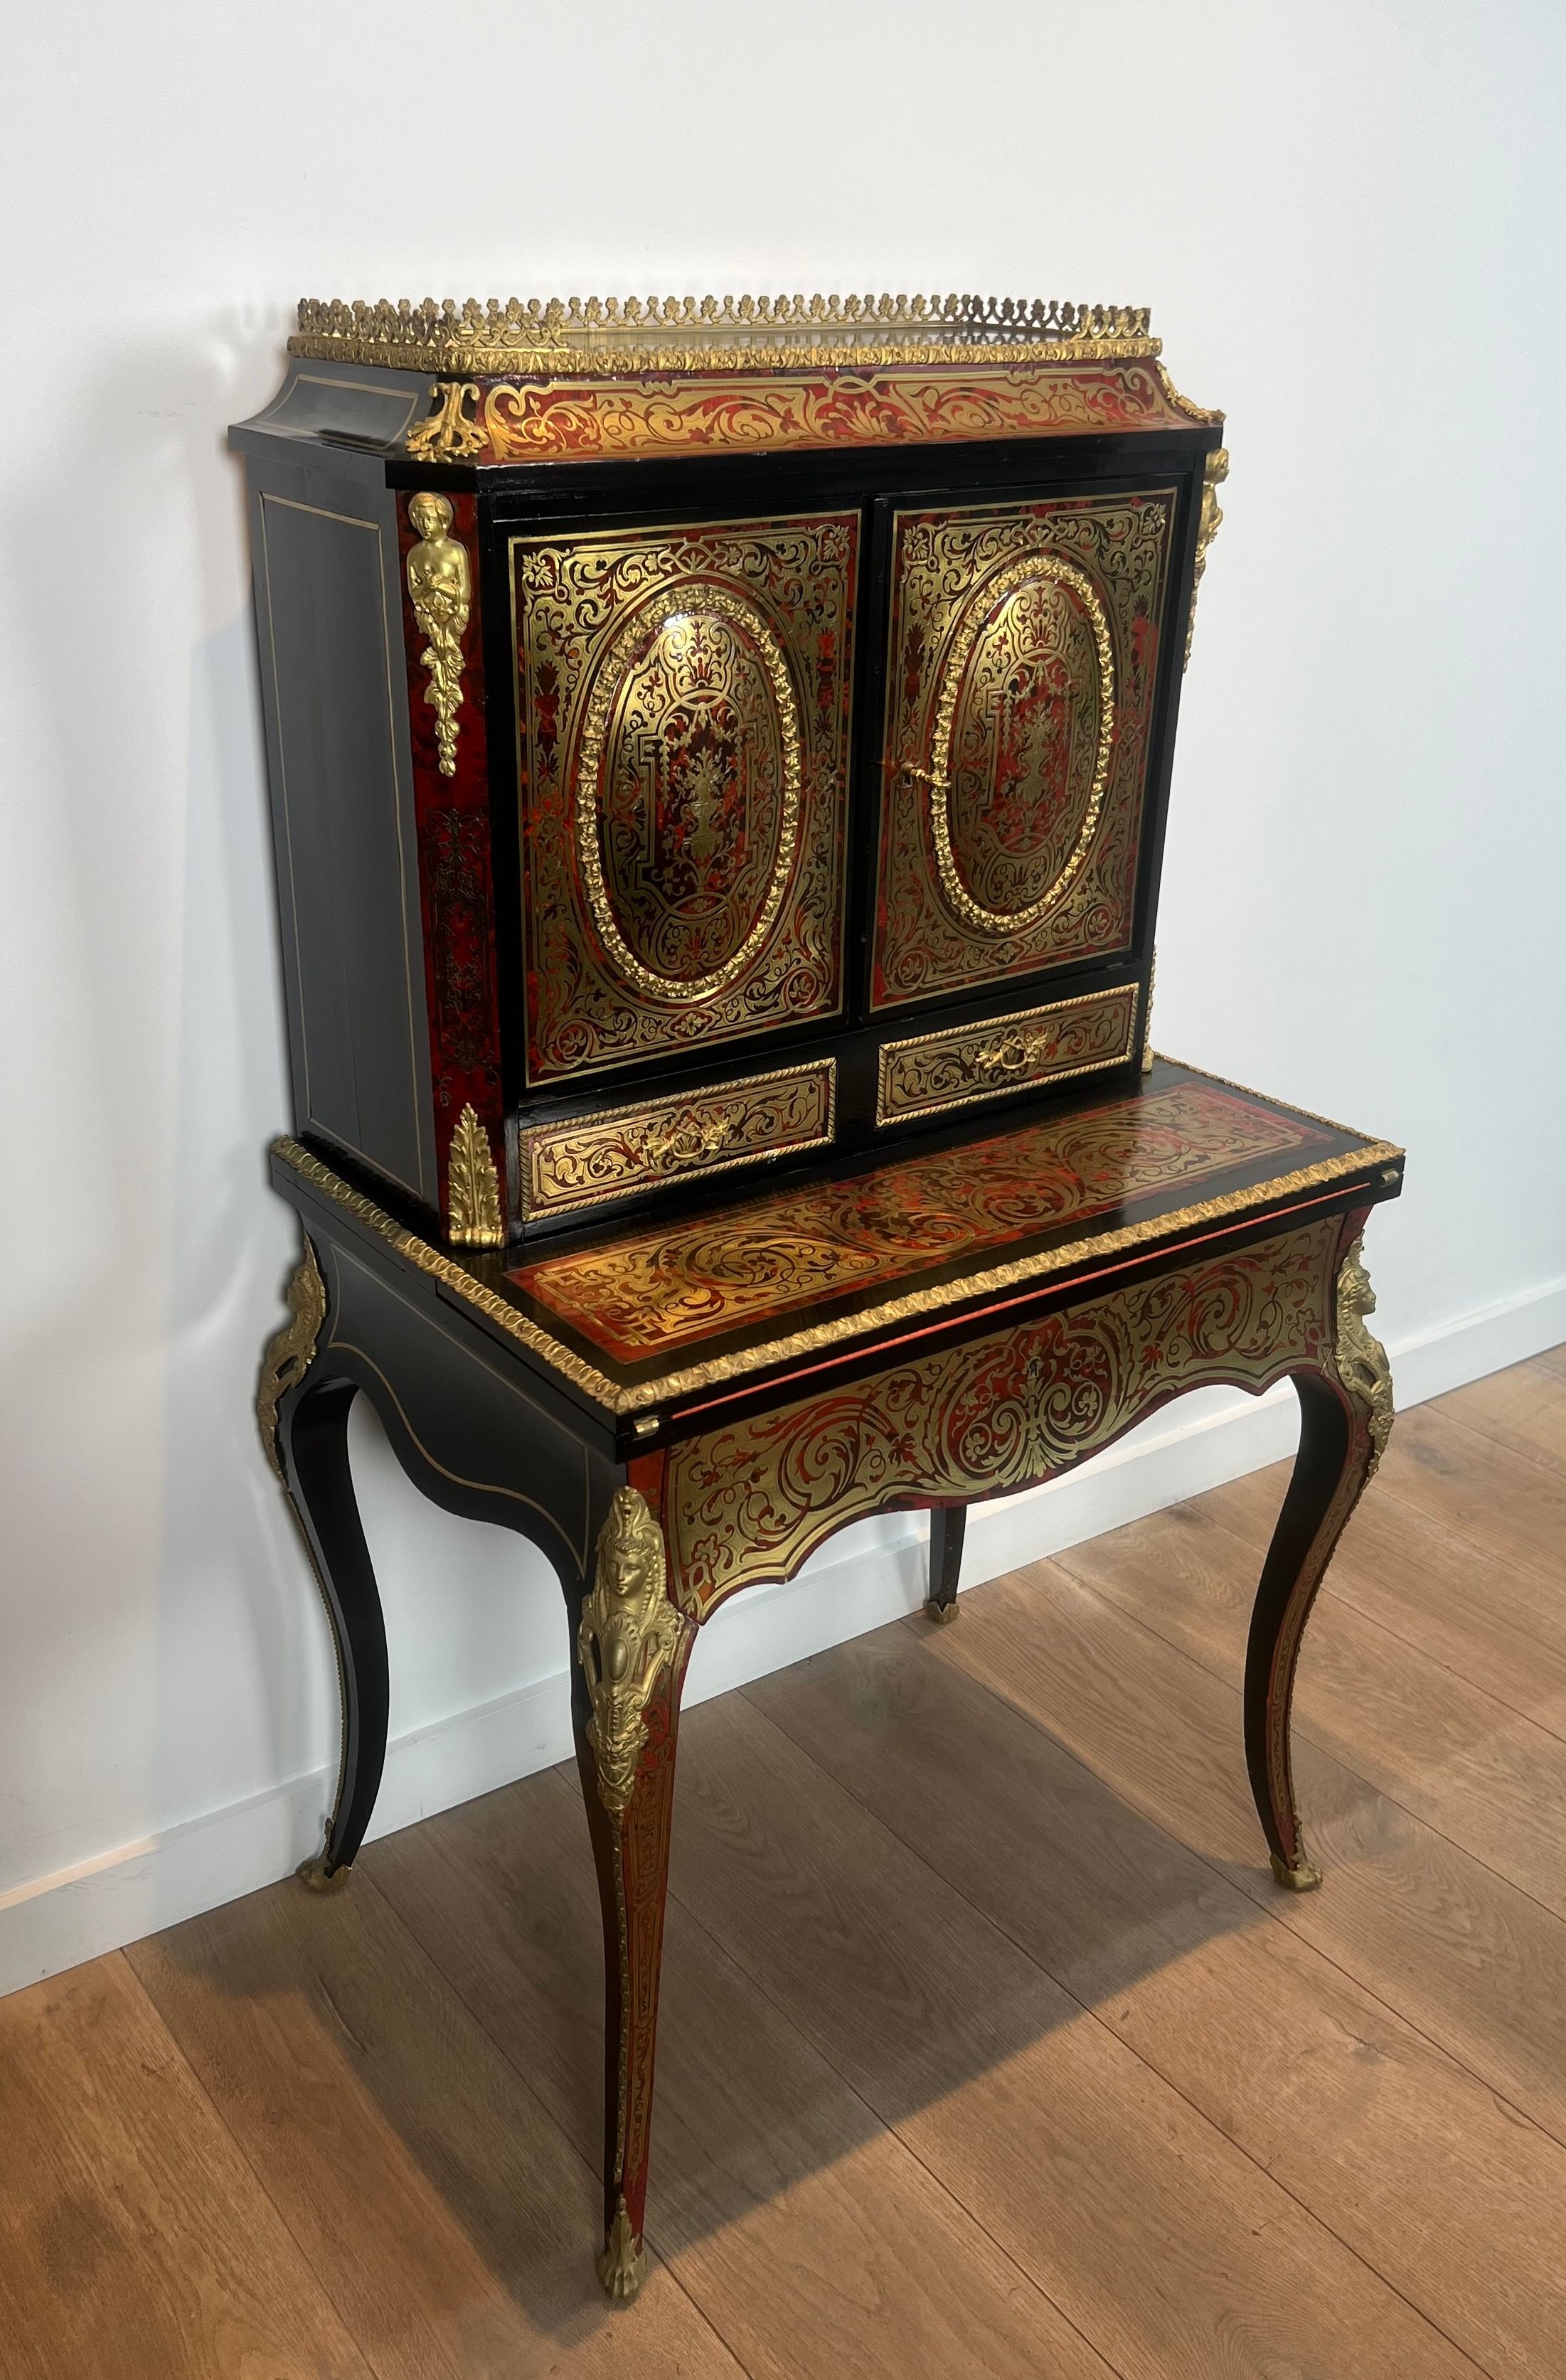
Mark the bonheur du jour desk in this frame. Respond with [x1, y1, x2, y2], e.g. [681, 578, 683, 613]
[259, 1062, 1400, 2295]
[235, 289, 1402, 2293]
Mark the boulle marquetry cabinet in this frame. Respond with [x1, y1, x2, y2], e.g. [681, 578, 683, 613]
[238, 291, 1402, 2300]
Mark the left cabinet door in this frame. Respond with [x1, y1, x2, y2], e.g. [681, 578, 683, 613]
[512, 512, 858, 1087]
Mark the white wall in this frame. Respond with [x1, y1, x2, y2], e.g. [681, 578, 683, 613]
[3, 1, 1563, 1990]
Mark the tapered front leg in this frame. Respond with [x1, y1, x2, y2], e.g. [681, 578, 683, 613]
[1243, 1233, 1393, 1889]
[260, 1244, 390, 1891]
[572, 1485, 696, 2300]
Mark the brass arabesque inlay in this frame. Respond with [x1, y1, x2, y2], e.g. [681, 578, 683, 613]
[575, 585, 802, 1005]
[878, 986, 1138, 1125]
[919, 555, 1116, 937]
[522, 1060, 836, 1218]
[272, 1095, 1400, 1414]
[405, 492, 471, 775]
[666, 1217, 1342, 1618]
[874, 493, 1176, 1010]
[514, 1080, 1315, 1364]
[515, 513, 853, 1082]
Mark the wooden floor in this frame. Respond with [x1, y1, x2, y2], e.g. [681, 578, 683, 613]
[4, 1355, 1566, 2380]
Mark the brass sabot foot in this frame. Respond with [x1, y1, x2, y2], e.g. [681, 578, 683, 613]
[925, 1596, 959, 1626]
[297, 1820, 352, 1893]
[597, 2200, 646, 2300]
[1269, 1850, 1323, 1893]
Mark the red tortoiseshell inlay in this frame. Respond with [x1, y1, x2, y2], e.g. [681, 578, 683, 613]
[481, 358, 1193, 463]
[508, 1081, 1330, 1363]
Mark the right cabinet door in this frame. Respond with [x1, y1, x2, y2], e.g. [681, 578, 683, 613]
[870, 484, 1178, 1013]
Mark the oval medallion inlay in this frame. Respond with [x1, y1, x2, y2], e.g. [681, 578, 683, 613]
[927, 555, 1115, 937]
[575, 582, 802, 1003]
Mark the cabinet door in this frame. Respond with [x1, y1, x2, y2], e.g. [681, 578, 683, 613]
[513, 513, 856, 1084]
[870, 487, 1177, 1012]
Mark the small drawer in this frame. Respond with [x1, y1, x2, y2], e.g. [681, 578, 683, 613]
[520, 1059, 836, 1220]
[876, 983, 1139, 1126]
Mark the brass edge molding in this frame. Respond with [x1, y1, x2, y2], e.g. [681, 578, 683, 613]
[407, 380, 481, 464]
[405, 492, 471, 774]
[272, 1132, 1402, 1415]
[574, 584, 802, 1005]
[447, 1103, 505, 1247]
[1155, 1053, 1405, 1158]
[301, 338, 1166, 378]
[1141, 951, 1156, 1074]
[921, 555, 1114, 937]
[1333, 1235, 1395, 1470]
[275, 1136, 624, 1405]
[578, 1487, 686, 1819]
[1183, 447, 1230, 671]
[1154, 361, 1225, 426]
[876, 985, 1137, 1126]
[521, 1057, 836, 1219]
[257, 1239, 327, 1475]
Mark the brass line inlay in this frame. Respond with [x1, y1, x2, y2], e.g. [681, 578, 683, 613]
[258, 493, 427, 1203]
[521, 1059, 836, 1219]
[273, 1109, 1400, 1414]
[878, 986, 1139, 1126]
[330, 1242, 591, 1572]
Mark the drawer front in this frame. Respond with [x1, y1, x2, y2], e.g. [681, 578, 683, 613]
[513, 513, 856, 1085]
[870, 490, 1177, 1011]
[520, 1059, 836, 1219]
[877, 983, 1139, 1125]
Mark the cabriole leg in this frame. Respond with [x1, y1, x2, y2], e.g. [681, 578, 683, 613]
[1243, 1235, 1392, 1889]
[573, 1485, 696, 2300]
[277, 1375, 390, 1889]
[260, 1244, 390, 1892]
[927, 1503, 966, 1622]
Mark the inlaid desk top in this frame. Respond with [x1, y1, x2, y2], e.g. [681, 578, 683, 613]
[272, 1058, 1402, 1444]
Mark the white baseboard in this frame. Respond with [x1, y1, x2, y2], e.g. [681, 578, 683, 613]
[4, 1268, 1562, 1999]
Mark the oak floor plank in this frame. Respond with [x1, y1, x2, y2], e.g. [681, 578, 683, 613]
[926, 1562, 1566, 2150]
[1373, 1403, 1566, 1585]
[653, 1691, 1481, 2380]
[0, 1951, 373, 2380]
[1533, 1342, 1566, 1387]
[747, 1623, 1566, 2380]
[127, 1864, 741, 2380]
[1051, 1492, 1566, 1917]
[1196, 1460, 1566, 1736]
[368, 1766, 1120, 2380]
[1433, 1353, 1566, 1476]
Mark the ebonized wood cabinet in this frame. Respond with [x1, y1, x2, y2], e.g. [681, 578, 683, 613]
[232, 293, 1227, 1252]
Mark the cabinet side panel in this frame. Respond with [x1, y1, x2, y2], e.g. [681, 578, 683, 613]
[252, 481, 435, 1202]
